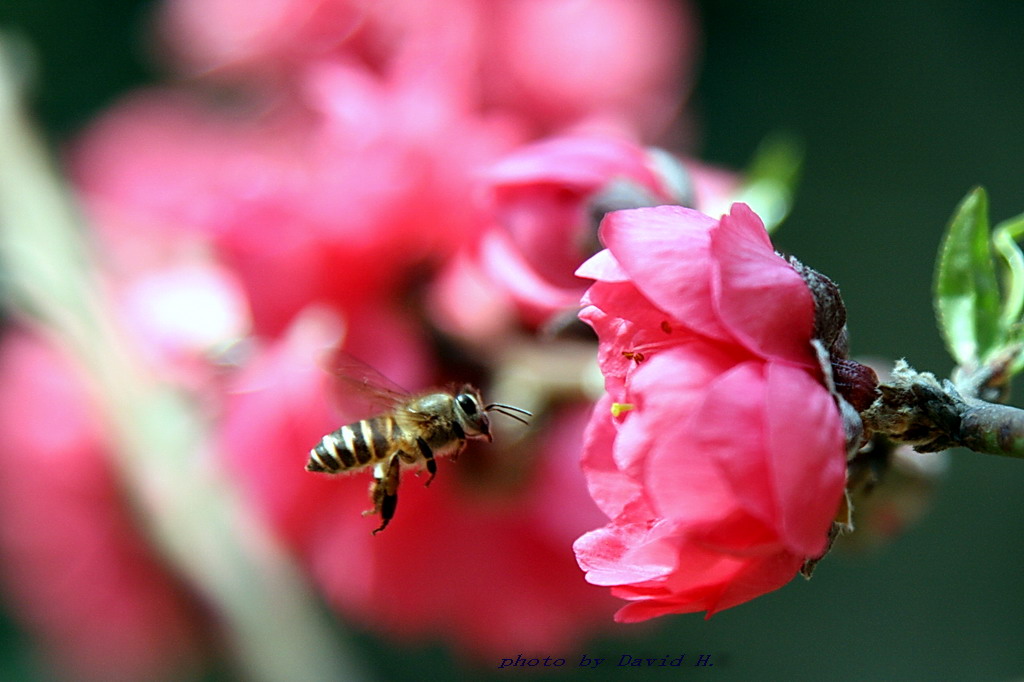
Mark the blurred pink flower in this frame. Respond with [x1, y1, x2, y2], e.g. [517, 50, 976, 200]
[573, 204, 846, 621]
[475, 0, 696, 137]
[159, 0, 478, 85]
[0, 333, 207, 681]
[160, 0, 695, 137]
[481, 136, 676, 323]
[218, 314, 616, 657]
[433, 135, 738, 334]
[72, 61, 513, 337]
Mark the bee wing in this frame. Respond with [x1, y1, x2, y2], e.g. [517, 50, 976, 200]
[324, 350, 413, 418]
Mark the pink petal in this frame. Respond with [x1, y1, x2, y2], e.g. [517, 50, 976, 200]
[711, 203, 816, 364]
[580, 278, 674, 340]
[480, 228, 583, 313]
[577, 515, 709, 592]
[578, 396, 646, 520]
[609, 542, 804, 621]
[702, 550, 805, 616]
[574, 523, 677, 586]
[649, 360, 843, 558]
[575, 248, 629, 282]
[487, 135, 657, 191]
[578, 287, 702, 396]
[599, 205, 730, 342]
[638, 351, 756, 523]
[762, 362, 846, 557]
[650, 362, 775, 528]
[614, 598, 703, 622]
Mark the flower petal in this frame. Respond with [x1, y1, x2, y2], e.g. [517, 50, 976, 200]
[599, 205, 729, 342]
[487, 135, 659, 191]
[480, 228, 582, 313]
[640, 354, 759, 526]
[648, 360, 843, 558]
[762, 362, 846, 557]
[701, 550, 805, 616]
[579, 396, 647, 520]
[574, 522, 678, 587]
[576, 247, 629, 282]
[711, 203, 816, 364]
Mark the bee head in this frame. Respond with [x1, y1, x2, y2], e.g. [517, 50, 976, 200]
[454, 386, 492, 441]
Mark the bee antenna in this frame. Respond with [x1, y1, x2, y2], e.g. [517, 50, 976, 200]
[485, 403, 533, 425]
[486, 402, 532, 415]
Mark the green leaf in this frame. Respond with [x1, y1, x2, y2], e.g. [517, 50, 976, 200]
[732, 132, 804, 234]
[934, 187, 1003, 366]
[991, 213, 1024, 375]
[992, 212, 1024, 329]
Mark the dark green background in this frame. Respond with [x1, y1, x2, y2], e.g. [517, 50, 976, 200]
[2, 0, 1022, 679]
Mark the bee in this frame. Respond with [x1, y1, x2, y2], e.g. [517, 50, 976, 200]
[305, 360, 532, 534]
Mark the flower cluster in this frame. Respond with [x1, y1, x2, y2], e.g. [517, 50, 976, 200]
[573, 204, 848, 622]
[0, 0, 708, 676]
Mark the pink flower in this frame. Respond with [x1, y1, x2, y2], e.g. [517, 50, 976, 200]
[71, 63, 513, 338]
[160, 0, 695, 137]
[475, 0, 696, 137]
[159, 0, 480, 87]
[434, 134, 739, 334]
[573, 204, 847, 621]
[0, 333, 207, 681]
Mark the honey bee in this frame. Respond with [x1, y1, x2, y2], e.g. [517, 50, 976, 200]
[305, 360, 531, 534]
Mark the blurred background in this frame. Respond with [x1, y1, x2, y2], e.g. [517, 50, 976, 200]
[1, 0, 1023, 680]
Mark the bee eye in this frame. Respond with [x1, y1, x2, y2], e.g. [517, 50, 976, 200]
[456, 394, 478, 415]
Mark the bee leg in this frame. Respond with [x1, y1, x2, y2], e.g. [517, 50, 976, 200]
[362, 469, 383, 518]
[416, 437, 436, 486]
[449, 440, 467, 463]
[367, 456, 402, 535]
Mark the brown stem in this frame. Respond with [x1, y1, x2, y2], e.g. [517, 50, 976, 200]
[863, 360, 1024, 459]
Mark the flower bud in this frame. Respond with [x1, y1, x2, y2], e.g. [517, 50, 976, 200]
[832, 358, 881, 413]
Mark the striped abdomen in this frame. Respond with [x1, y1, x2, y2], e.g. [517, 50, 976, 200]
[306, 415, 398, 473]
